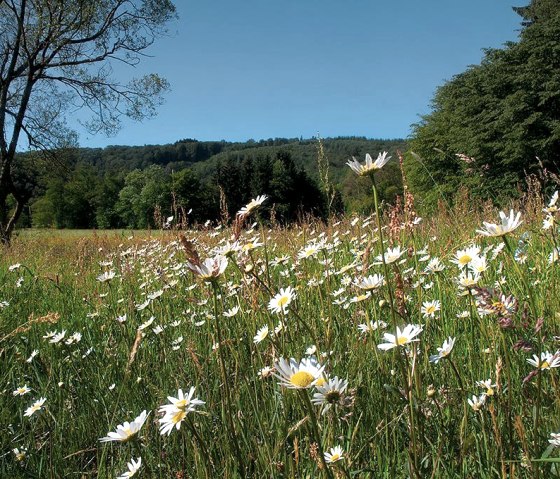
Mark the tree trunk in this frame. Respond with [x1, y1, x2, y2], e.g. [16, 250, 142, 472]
[0, 184, 11, 246]
[0, 162, 24, 246]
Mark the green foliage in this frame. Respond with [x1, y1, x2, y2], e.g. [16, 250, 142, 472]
[23, 137, 406, 229]
[2, 201, 560, 478]
[408, 1, 560, 209]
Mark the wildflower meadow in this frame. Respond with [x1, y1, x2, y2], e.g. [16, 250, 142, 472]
[2, 154, 560, 478]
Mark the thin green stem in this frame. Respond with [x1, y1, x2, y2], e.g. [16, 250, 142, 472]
[371, 176, 398, 330]
[211, 282, 245, 477]
[299, 390, 334, 479]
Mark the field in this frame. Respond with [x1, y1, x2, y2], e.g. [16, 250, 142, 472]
[2, 184, 560, 478]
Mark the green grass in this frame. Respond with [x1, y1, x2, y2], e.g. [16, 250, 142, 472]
[1, 195, 560, 478]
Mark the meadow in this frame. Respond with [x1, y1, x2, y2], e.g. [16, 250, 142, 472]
[2, 158, 560, 478]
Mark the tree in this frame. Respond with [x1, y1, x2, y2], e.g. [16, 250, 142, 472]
[408, 1, 560, 209]
[0, 0, 176, 243]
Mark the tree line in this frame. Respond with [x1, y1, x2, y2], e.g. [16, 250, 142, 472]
[408, 0, 560, 208]
[9, 137, 405, 230]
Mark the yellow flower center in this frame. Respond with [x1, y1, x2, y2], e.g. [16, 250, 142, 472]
[425, 306, 435, 315]
[541, 361, 550, 369]
[330, 453, 340, 461]
[290, 371, 315, 388]
[458, 254, 471, 265]
[172, 410, 187, 424]
[175, 399, 188, 410]
[486, 388, 494, 396]
[397, 335, 408, 346]
[278, 296, 289, 307]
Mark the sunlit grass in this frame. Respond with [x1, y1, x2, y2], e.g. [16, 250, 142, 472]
[1, 189, 560, 478]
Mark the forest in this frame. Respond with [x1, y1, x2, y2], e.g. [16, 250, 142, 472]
[13, 137, 406, 229]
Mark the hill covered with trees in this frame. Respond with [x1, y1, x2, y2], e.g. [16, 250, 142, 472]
[16, 137, 406, 229]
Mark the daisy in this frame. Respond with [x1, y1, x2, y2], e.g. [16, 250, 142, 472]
[297, 243, 323, 260]
[117, 457, 142, 479]
[237, 195, 268, 217]
[476, 379, 497, 396]
[24, 397, 46, 417]
[26, 350, 38, 363]
[349, 292, 371, 303]
[65, 332, 82, 344]
[258, 366, 274, 379]
[358, 320, 387, 334]
[312, 376, 349, 414]
[470, 255, 488, 274]
[468, 394, 486, 411]
[253, 325, 269, 344]
[354, 274, 385, 291]
[549, 247, 560, 265]
[457, 270, 480, 289]
[242, 240, 263, 252]
[378, 324, 423, 351]
[374, 246, 405, 265]
[429, 337, 456, 363]
[451, 246, 481, 268]
[527, 351, 560, 370]
[223, 306, 240, 318]
[49, 330, 66, 344]
[268, 287, 296, 315]
[543, 215, 555, 230]
[549, 432, 560, 447]
[159, 387, 205, 415]
[187, 256, 228, 281]
[305, 345, 317, 355]
[13, 385, 31, 396]
[477, 210, 522, 237]
[97, 270, 116, 282]
[138, 317, 155, 331]
[215, 241, 241, 257]
[12, 447, 27, 462]
[99, 410, 148, 443]
[346, 151, 391, 176]
[273, 357, 325, 389]
[424, 257, 445, 273]
[324, 445, 345, 463]
[159, 388, 204, 436]
[421, 300, 441, 318]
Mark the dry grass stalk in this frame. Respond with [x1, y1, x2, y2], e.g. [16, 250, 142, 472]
[125, 329, 144, 374]
[0, 311, 60, 343]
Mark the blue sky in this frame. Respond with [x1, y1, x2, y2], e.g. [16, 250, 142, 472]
[78, 0, 522, 148]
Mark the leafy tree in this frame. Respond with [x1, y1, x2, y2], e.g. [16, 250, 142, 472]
[116, 166, 171, 229]
[0, 0, 176, 243]
[408, 1, 560, 208]
[94, 174, 125, 229]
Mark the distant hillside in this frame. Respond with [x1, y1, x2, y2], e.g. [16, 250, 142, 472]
[18, 137, 408, 230]
[74, 137, 407, 183]
[189, 137, 406, 184]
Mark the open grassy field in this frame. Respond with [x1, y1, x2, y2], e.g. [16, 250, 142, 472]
[2, 186, 560, 478]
